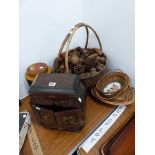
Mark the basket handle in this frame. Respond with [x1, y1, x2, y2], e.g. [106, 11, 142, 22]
[64, 23, 103, 73]
[57, 23, 89, 59]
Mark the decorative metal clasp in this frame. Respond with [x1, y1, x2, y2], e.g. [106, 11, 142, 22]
[48, 82, 56, 87]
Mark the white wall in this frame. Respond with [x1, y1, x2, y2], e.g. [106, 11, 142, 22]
[19, 0, 82, 98]
[20, 0, 135, 98]
[82, 0, 135, 86]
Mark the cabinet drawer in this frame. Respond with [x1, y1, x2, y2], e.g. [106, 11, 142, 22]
[55, 109, 84, 131]
[31, 105, 58, 129]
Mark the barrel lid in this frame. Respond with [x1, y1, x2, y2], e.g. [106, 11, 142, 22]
[25, 66, 52, 82]
[26, 63, 48, 77]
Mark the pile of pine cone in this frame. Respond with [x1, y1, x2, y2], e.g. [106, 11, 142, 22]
[56, 47, 106, 77]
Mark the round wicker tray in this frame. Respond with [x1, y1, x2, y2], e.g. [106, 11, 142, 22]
[91, 86, 134, 106]
[91, 70, 134, 106]
[95, 70, 130, 99]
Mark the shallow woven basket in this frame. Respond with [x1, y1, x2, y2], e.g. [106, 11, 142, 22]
[91, 70, 134, 106]
[53, 23, 107, 88]
[96, 70, 130, 99]
[91, 86, 134, 106]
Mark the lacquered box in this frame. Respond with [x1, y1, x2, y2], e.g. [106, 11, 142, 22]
[29, 73, 86, 131]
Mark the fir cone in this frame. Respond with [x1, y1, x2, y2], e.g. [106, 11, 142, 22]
[84, 53, 98, 65]
[91, 60, 99, 68]
[69, 49, 74, 54]
[83, 49, 89, 54]
[96, 64, 105, 71]
[79, 57, 84, 63]
[96, 56, 106, 64]
[93, 48, 102, 55]
[84, 64, 92, 72]
[88, 49, 95, 55]
[90, 68, 96, 72]
[81, 49, 88, 59]
[90, 70, 98, 76]
[87, 53, 98, 60]
[100, 57, 106, 64]
[84, 53, 89, 58]
[68, 63, 75, 72]
[75, 47, 82, 51]
[74, 64, 85, 74]
[80, 72, 91, 79]
[69, 48, 81, 57]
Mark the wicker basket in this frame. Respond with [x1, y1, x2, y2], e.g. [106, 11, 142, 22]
[92, 86, 134, 106]
[91, 70, 135, 106]
[53, 23, 107, 88]
[96, 70, 130, 99]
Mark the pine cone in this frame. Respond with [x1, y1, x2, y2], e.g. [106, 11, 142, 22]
[88, 49, 95, 55]
[90, 68, 96, 72]
[84, 65, 92, 72]
[74, 64, 85, 74]
[69, 48, 81, 57]
[75, 47, 82, 51]
[84, 53, 98, 65]
[79, 57, 84, 63]
[92, 60, 99, 68]
[68, 63, 75, 72]
[82, 49, 89, 54]
[90, 71, 98, 76]
[93, 48, 102, 55]
[96, 64, 105, 71]
[96, 56, 106, 64]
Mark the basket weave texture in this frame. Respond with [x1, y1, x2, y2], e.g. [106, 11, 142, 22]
[91, 70, 135, 106]
[53, 23, 107, 88]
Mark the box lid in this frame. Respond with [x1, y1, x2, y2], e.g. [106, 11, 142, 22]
[29, 73, 81, 95]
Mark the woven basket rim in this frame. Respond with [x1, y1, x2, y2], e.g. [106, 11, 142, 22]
[95, 70, 130, 99]
[91, 86, 134, 106]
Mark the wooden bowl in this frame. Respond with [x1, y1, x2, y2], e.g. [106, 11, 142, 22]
[26, 63, 48, 77]
[25, 63, 52, 86]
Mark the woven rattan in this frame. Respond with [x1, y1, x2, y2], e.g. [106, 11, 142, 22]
[53, 23, 107, 88]
[96, 70, 130, 99]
